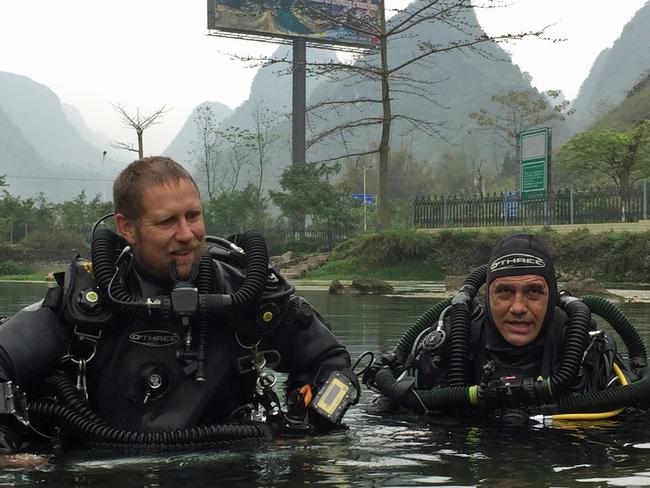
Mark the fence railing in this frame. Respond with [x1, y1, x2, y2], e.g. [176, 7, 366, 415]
[272, 228, 351, 248]
[413, 185, 649, 229]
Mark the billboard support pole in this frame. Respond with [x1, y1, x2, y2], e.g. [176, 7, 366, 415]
[292, 38, 306, 166]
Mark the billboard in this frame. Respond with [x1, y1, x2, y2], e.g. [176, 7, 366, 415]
[207, 0, 380, 48]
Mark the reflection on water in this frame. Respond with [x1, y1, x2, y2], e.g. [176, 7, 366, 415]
[2, 282, 650, 487]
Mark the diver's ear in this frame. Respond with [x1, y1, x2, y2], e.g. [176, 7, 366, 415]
[115, 213, 136, 245]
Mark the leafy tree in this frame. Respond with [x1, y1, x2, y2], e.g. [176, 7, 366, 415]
[558, 122, 650, 221]
[203, 184, 269, 236]
[0, 190, 36, 243]
[270, 163, 358, 240]
[469, 89, 572, 181]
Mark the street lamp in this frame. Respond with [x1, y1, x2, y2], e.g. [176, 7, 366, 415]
[363, 162, 372, 231]
[102, 150, 108, 201]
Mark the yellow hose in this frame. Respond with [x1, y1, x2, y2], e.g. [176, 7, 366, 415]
[550, 362, 628, 421]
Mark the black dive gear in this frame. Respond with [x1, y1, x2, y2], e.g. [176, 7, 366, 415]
[0, 228, 355, 451]
[365, 264, 649, 417]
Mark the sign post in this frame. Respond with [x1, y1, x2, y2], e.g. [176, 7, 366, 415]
[520, 127, 551, 200]
[520, 127, 551, 224]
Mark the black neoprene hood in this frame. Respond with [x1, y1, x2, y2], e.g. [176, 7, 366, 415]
[486, 233, 558, 320]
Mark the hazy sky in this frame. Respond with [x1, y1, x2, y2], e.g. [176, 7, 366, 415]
[0, 0, 646, 155]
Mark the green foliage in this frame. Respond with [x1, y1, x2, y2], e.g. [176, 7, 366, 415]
[557, 123, 650, 209]
[21, 229, 89, 251]
[203, 184, 269, 236]
[429, 228, 506, 275]
[430, 151, 478, 196]
[334, 229, 433, 266]
[270, 162, 358, 235]
[324, 229, 650, 282]
[307, 255, 444, 281]
[0, 260, 28, 275]
[592, 72, 650, 131]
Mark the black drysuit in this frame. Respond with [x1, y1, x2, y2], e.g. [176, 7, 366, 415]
[0, 253, 353, 450]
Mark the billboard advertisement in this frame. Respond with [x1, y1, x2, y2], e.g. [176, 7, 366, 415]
[207, 0, 380, 48]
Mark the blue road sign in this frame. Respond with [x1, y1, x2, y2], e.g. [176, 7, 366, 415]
[352, 193, 376, 205]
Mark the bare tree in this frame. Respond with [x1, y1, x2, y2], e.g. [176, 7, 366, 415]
[249, 101, 279, 198]
[111, 104, 169, 159]
[220, 126, 253, 192]
[242, 0, 550, 229]
[189, 105, 223, 199]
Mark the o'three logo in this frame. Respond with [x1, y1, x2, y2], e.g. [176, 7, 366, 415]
[490, 253, 545, 272]
[129, 330, 181, 347]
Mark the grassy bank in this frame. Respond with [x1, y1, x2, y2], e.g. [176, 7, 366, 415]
[303, 228, 650, 283]
[2, 228, 649, 284]
[0, 272, 49, 281]
[307, 256, 444, 281]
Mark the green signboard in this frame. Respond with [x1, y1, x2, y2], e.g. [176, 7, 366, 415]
[520, 127, 550, 199]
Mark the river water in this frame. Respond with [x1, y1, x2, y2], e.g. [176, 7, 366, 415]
[2, 282, 650, 487]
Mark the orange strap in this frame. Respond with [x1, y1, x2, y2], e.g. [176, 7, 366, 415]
[299, 384, 313, 406]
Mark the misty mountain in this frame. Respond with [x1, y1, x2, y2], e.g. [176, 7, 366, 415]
[569, 1, 650, 133]
[0, 71, 125, 200]
[62, 103, 115, 158]
[163, 45, 340, 173]
[269, 2, 543, 172]
[162, 101, 233, 167]
[220, 44, 340, 130]
[0, 104, 98, 200]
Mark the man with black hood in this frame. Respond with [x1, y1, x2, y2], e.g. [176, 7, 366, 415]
[478, 232, 561, 381]
[368, 233, 626, 415]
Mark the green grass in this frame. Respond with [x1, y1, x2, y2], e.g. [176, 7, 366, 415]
[304, 256, 444, 281]
[0, 273, 49, 281]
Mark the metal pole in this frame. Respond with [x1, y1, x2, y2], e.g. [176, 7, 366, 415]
[570, 185, 574, 225]
[292, 38, 306, 166]
[363, 164, 367, 231]
[102, 150, 107, 201]
[643, 180, 648, 220]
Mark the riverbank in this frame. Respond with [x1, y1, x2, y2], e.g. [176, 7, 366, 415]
[290, 279, 650, 303]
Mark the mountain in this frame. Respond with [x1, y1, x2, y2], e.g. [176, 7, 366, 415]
[0, 71, 126, 200]
[275, 2, 543, 169]
[163, 44, 340, 174]
[591, 72, 650, 131]
[0, 105, 94, 200]
[162, 101, 233, 167]
[62, 103, 114, 157]
[569, 1, 650, 133]
[219, 44, 340, 131]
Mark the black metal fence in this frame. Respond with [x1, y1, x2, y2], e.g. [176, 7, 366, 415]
[414, 185, 649, 229]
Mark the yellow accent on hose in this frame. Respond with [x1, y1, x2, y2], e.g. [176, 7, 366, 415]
[469, 385, 479, 406]
[551, 362, 628, 421]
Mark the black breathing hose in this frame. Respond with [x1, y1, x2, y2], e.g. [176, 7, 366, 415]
[27, 373, 274, 450]
[447, 265, 488, 386]
[541, 365, 650, 415]
[392, 299, 451, 365]
[91, 228, 136, 308]
[75, 228, 276, 447]
[226, 230, 269, 313]
[547, 296, 591, 397]
[371, 266, 646, 413]
[581, 295, 648, 369]
[91, 228, 270, 319]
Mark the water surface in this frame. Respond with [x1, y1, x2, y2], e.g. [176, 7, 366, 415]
[2, 282, 650, 487]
